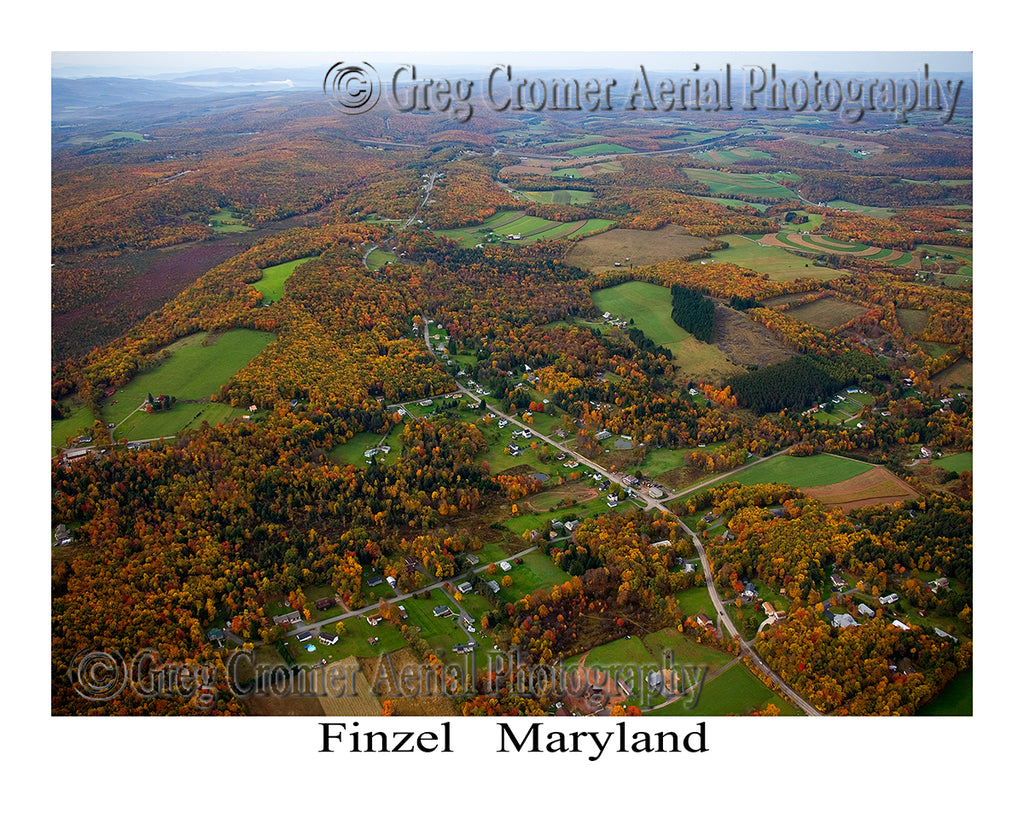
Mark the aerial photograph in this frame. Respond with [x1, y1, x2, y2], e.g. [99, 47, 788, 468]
[28, 0, 1017, 800]
[49, 47, 976, 727]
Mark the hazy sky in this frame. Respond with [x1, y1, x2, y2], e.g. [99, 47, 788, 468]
[52, 51, 972, 78]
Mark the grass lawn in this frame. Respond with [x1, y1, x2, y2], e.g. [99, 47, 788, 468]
[917, 669, 972, 716]
[649, 661, 801, 716]
[104, 329, 276, 440]
[366, 249, 397, 270]
[329, 430, 399, 467]
[496, 551, 572, 603]
[933, 451, 972, 472]
[641, 627, 734, 673]
[673, 586, 715, 619]
[209, 209, 252, 233]
[580, 635, 656, 668]
[254, 256, 316, 303]
[52, 403, 98, 454]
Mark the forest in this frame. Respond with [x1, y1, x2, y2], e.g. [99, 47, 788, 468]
[51, 72, 972, 718]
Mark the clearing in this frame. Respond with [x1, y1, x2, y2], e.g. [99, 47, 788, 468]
[565, 225, 713, 273]
[801, 466, 919, 512]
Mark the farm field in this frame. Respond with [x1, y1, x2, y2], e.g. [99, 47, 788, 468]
[786, 297, 867, 330]
[515, 188, 594, 204]
[932, 357, 973, 390]
[253, 256, 316, 303]
[826, 200, 896, 218]
[101, 329, 276, 440]
[695, 147, 772, 164]
[896, 307, 930, 336]
[208, 209, 252, 233]
[709, 234, 843, 281]
[590, 280, 745, 383]
[567, 142, 634, 157]
[687, 452, 876, 496]
[565, 225, 713, 272]
[917, 669, 972, 716]
[435, 210, 612, 247]
[317, 657, 382, 716]
[649, 661, 801, 716]
[933, 451, 973, 472]
[801, 466, 919, 512]
[52, 404, 98, 454]
[495, 551, 572, 604]
[365, 248, 397, 270]
[680, 168, 798, 199]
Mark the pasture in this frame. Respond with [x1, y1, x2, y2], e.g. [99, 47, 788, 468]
[786, 297, 867, 330]
[933, 451, 972, 472]
[565, 225, 713, 272]
[931, 357, 973, 390]
[436, 210, 612, 247]
[567, 142, 634, 157]
[681, 168, 797, 199]
[102, 329, 276, 440]
[365, 249, 397, 270]
[516, 189, 594, 205]
[590, 280, 745, 383]
[254, 256, 316, 303]
[649, 661, 801, 716]
[209, 209, 252, 233]
[693, 452, 875, 495]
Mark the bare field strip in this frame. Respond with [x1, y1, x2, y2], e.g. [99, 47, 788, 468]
[318, 656, 382, 716]
[802, 466, 919, 512]
[566, 225, 713, 272]
[786, 297, 866, 330]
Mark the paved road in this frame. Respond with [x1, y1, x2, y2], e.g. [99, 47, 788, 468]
[419, 315, 822, 715]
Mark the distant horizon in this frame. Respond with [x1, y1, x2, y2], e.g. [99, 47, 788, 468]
[52, 51, 973, 80]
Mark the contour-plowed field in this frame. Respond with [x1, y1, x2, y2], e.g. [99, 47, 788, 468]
[801, 466, 919, 512]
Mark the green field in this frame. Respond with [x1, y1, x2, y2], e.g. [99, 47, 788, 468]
[209, 209, 252, 233]
[52, 404, 98, 454]
[103, 329, 276, 441]
[567, 143, 634, 157]
[826, 200, 896, 218]
[681, 168, 798, 199]
[710, 235, 842, 281]
[365, 249, 397, 270]
[254, 256, 316, 303]
[495, 551, 572, 603]
[517, 189, 595, 205]
[590, 280, 744, 381]
[917, 670, 972, 716]
[689, 453, 875, 495]
[329, 429, 401, 468]
[933, 451, 972, 472]
[696, 148, 772, 164]
[99, 131, 147, 143]
[649, 661, 801, 716]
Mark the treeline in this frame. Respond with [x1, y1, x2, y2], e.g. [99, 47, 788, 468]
[670, 284, 715, 342]
[728, 351, 889, 414]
